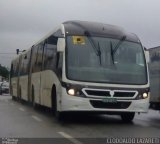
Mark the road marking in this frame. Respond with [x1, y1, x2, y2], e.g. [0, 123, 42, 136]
[31, 115, 42, 122]
[134, 121, 150, 127]
[58, 132, 83, 144]
[19, 107, 25, 112]
[135, 118, 151, 122]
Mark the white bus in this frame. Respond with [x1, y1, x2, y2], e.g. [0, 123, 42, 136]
[10, 21, 150, 122]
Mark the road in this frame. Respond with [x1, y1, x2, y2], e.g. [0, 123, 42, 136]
[0, 95, 160, 143]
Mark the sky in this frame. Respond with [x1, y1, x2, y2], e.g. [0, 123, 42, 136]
[0, 0, 160, 67]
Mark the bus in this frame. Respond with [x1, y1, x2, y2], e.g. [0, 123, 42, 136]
[148, 46, 160, 110]
[10, 20, 150, 122]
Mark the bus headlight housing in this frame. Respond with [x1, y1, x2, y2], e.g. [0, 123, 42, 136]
[142, 92, 148, 99]
[136, 92, 149, 99]
[68, 89, 75, 96]
[66, 87, 84, 97]
[63, 82, 85, 97]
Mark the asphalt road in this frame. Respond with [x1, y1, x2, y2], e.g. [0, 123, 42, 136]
[0, 95, 160, 143]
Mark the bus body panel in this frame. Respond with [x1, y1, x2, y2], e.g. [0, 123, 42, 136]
[11, 77, 18, 97]
[40, 70, 61, 108]
[19, 75, 28, 101]
[31, 70, 62, 108]
[31, 72, 41, 104]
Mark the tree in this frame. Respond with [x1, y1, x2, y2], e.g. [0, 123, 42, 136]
[0, 64, 9, 79]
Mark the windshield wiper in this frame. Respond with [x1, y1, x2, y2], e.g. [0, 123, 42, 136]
[97, 42, 102, 65]
[110, 41, 114, 65]
[113, 35, 126, 54]
[84, 31, 102, 65]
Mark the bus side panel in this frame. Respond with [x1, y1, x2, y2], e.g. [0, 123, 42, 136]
[19, 75, 28, 101]
[11, 77, 18, 97]
[10, 56, 22, 98]
[31, 72, 41, 104]
[40, 70, 61, 108]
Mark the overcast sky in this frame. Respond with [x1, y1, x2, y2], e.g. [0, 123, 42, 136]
[0, 0, 160, 67]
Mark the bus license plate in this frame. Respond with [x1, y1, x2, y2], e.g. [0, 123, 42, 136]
[102, 98, 117, 103]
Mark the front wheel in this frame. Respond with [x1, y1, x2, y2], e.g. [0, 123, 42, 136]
[121, 112, 135, 123]
[52, 86, 64, 121]
[55, 110, 64, 121]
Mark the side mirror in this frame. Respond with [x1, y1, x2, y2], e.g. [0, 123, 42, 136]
[57, 38, 65, 52]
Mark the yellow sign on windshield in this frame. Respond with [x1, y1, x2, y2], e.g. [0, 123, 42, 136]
[72, 36, 85, 45]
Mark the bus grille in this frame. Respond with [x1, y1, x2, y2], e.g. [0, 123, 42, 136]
[85, 90, 110, 97]
[113, 92, 135, 98]
[90, 100, 131, 109]
[83, 89, 137, 99]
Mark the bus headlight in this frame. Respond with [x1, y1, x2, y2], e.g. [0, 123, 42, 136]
[68, 89, 75, 96]
[143, 93, 148, 99]
[63, 82, 85, 97]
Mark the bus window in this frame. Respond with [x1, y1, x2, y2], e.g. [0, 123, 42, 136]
[43, 35, 58, 70]
[32, 43, 44, 73]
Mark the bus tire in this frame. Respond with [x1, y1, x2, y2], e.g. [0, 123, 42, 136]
[52, 85, 64, 121]
[121, 112, 135, 123]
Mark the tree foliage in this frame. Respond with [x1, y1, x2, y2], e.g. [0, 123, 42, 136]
[0, 64, 9, 79]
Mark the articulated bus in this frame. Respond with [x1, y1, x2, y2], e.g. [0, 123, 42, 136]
[10, 21, 150, 122]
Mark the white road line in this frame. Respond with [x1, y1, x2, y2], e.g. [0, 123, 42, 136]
[31, 115, 42, 122]
[134, 121, 150, 127]
[135, 118, 151, 122]
[19, 107, 25, 112]
[58, 132, 83, 144]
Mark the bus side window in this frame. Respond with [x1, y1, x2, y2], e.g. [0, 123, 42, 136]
[32, 46, 38, 73]
[43, 35, 58, 70]
[19, 57, 23, 76]
[20, 55, 25, 76]
[56, 52, 63, 76]
[33, 43, 44, 73]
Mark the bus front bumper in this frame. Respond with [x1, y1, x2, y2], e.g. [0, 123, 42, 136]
[60, 92, 149, 113]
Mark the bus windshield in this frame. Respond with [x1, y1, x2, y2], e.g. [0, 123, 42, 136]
[66, 36, 147, 85]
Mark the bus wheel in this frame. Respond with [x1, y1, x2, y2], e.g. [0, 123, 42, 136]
[121, 112, 135, 123]
[52, 86, 63, 121]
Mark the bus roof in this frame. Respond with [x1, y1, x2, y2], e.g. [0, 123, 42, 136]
[63, 20, 140, 43]
[11, 20, 142, 61]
